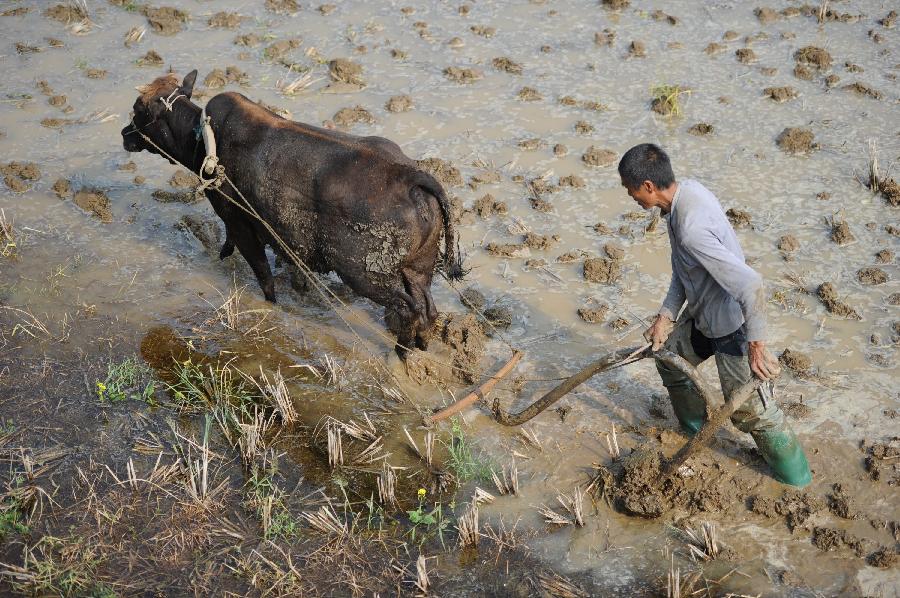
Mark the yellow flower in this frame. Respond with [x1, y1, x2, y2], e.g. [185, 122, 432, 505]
[96, 382, 106, 391]
[417, 488, 426, 499]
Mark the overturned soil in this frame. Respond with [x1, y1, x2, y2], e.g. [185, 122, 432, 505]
[777, 127, 817, 154]
[72, 187, 113, 223]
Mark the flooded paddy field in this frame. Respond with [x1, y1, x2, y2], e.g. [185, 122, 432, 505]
[0, 0, 898, 595]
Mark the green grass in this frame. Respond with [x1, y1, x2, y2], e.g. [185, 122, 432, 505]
[0, 477, 30, 540]
[97, 356, 157, 404]
[244, 462, 301, 540]
[650, 84, 690, 117]
[445, 419, 494, 483]
[6, 535, 114, 597]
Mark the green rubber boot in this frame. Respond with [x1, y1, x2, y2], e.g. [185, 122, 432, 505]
[751, 426, 812, 487]
[656, 359, 707, 435]
[669, 386, 707, 436]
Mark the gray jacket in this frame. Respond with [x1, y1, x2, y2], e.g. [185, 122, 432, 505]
[658, 179, 767, 342]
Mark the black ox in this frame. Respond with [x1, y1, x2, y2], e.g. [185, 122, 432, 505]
[122, 70, 464, 357]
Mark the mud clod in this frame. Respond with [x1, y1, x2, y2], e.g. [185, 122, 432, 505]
[486, 243, 528, 258]
[583, 257, 622, 284]
[141, 6, 189, 36]
[558, 175, 585, 188]
[628, 41, 646, 58]
[828, 483, 858, 520]
[868, 547, 897, 569]
[436, 313, 485, 384]
[857, 267, 888, 285]
[137, 50, 164, 66]
[817, 282, 860, 319]
[779, 348, 812, 374]
[755, 7, 780, 23]
[618, 450, 665, 518]
[417, 158, 463, 187]
[524, 233, 560, 251]
[688, 122, 714, 136]
[726, 208, 751, 228]
[553, 144, 568, 157]
[603, 243, 625, 260]
[459, 287, 486, 311]
[516, 87, 542, 102]
[385, 95, 413, 113]
[444, 66, 483, 84]
[764, 86, 798, 102]
[581, 147, 617, 167]
[875, 249, 894, 264]
[602, 0, 629, 9]
[594, 29, 616, 47]
[843, 82, 883, 100]
[736, 48, 757, 64]
[208, 11, 242, 28]
[578, 305, 609, 324]
[492, 57, 522, 75]
[169, 170, 198, 188]
[751, 490, 826, 530]
[265, 0, 299, 14]
[329, 58, 365, 86]
[51, 178, 71, 198]
[73, 188, 113, 223]
[795, 46, 832, 70]
[776, 128, 817, 155]
[778, 234, 800, 252]
[831, 220, 855, 245]
[473, 194, 507, 219]
[333, 106, 375, 128]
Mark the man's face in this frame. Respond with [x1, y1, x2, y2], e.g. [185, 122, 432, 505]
[622, 179, 655, 210]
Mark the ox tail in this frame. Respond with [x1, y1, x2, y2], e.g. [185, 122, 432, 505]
[407, 168, 466, 281]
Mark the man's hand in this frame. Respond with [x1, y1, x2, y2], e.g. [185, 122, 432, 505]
[749, 340, 780, 381]
[644, 314, 674, 351]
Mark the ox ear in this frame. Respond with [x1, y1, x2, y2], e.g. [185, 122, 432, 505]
[180, 70, 198, 98]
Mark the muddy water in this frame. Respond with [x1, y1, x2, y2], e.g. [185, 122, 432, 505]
[1, 0, 898, 595]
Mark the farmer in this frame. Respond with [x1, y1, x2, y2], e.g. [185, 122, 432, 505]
[618, 143, 812, 487]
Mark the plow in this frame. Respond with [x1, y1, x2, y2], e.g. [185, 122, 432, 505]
[427, 344, 767, 483]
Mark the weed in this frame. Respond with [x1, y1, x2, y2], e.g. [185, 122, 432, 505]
[650, 84, 690, 117]
[406, 489, 450, 547]
[0, 477, 30, 540]
[244, 461, 300, 540]
[97, 356, 157, 404]
[0, 535, 111, 597]
[0, 209, 16, 258]
[445, 419, 493, 483]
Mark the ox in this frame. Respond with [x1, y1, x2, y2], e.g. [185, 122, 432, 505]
[122, 70, 464, 357]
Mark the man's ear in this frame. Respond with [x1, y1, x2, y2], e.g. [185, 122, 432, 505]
[181, 70, 198, 98]
[642, 180, 656, 194]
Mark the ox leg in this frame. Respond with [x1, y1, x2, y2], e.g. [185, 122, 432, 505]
[402, 267, 437, 351]
[219, 235, 235, 260]
[231, 226, 276, 302]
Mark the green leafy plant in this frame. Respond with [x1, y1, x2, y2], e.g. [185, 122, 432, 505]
[406, 489, 450, 547]
[97, 356, 157, 404]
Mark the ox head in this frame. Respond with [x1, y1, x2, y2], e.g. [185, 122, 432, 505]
[121, 70, 198, 162]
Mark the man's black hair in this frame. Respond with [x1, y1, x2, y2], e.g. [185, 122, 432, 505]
[618, 143, 676, 190]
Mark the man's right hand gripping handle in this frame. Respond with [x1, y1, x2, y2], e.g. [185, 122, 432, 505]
[644, 314, 674, 351]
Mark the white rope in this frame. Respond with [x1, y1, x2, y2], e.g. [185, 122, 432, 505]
[160, 88, 185, 112]
[195, 105, 225, 198]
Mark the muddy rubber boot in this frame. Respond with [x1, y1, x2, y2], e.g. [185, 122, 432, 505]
[667, 385, 707, 436]
[751, 426, 812, 487]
